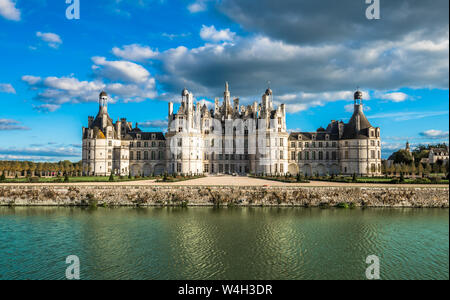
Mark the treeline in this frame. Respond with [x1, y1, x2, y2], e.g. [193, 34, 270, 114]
[0, 160, 83, 178]
[381, 161, 449, 177]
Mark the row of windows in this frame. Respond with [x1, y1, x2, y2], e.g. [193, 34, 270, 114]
[290, 141, 337, 148]
[291, 151, 338, 161]
[130, 151, 164, 161]
[290, 150, 381, 160]
[130, 141, 165, 148]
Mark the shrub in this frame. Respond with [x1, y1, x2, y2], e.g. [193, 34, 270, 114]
[0, 173, 5, 182]
[428, 177, 441, 184]
[109, 172, 115, 182]
[399, 173, 405, 183]
[352, 173, 357, 183]
[64, 173, 70, 183]
[336, 202, 349, 209]
[390, 178, 400, 184]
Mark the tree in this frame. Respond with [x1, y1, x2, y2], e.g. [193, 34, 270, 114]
[394, 164, 402, 176]
[432, 163, 440, 174]
[410, 164, 416, 176]
[389, 150, 414, 165]
[109, 171, 115, 182]
[425, 163, 432, 176]
[418, 163, 424, 177]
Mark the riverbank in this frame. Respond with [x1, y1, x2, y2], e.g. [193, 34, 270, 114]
[0, 182, 448, 208]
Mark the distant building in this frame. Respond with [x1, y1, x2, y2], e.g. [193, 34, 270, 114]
[428, 146, 449, 164]
[82, 85, 382, 176]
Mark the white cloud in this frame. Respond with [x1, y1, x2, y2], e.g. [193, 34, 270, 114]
[0, 83, 15, 94]
[92, 56, 151, 83]
[0, 0, 20, 21]
[0, 119, 29, 131]
[200, 25, 236, 42]
[139, 119, 168, 129]
[0, 146, 81, 159]
[21, 75, 42, 85]
[378, 92, 409, 102]
[188, 0, 207, 13]
[368, 111, 449, 121]
[419, 129, 450, 139]
[22, 75, 105, 111]
[32, 104, 61, 113]
[36, 32, 63, 49]
[112, 44, 158, 62]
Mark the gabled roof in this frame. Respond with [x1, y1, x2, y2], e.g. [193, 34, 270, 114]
[342, 106, 373, 139]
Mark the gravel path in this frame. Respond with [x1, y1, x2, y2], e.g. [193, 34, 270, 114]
[0, 176, 448, 188]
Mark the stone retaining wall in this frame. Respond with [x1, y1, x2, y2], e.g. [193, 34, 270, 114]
[0, 185, 448, 208]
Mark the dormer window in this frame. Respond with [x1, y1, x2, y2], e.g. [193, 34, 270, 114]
[152, 134, 156, 140]
[137, 134, 141, 139]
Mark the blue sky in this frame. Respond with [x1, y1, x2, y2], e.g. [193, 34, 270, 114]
[0, 0, 448, 161]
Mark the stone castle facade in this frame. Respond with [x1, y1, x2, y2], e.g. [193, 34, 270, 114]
[82, 84, 382, 177]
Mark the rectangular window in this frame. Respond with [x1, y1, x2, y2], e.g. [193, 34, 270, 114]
[291, 151, 296, 160]
[280, 151, 284, 159]
[291, 142, 296, 148]
[280, 138, 284, 147]
[137, 151, 141, 160]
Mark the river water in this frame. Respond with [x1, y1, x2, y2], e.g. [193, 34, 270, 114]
[0, 207, 448, 280]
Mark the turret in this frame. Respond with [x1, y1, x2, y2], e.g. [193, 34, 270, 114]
[99, 91, 108, 114]
[233, 98, 240, 113]
[224, 82, 231, 107]
[354, 89, 364, 112]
